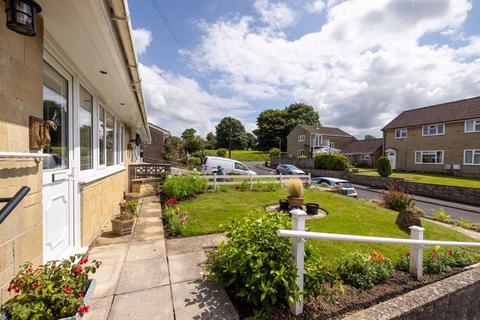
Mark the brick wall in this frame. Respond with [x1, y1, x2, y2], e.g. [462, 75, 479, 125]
[0, 3, 44, 304]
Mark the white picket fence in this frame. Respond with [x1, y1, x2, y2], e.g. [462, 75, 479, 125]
[202, 174, 311, 190]
[278, 209, 480, 316]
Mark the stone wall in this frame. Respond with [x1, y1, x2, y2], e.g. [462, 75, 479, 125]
[0, 3, 44, 304]
[342, 266, 480, 320]
[80, 170, 128, 247]
[271, 157, 315, 169]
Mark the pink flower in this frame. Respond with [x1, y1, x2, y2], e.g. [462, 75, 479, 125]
[79, 256, 89, 265]
[430, 252, 438, 259]
[77, 291, 86, 298]
[72, 266, 83, 274]
[63, 285, 73, 294]
[77, 305, 90, 316]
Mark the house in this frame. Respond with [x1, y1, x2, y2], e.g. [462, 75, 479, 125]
[0, 0, 150, 298]
[143, 123, 171, 163]
[382, 97, 480, 177]
[341, 139, 383, 168]
[287, 124, 357, 158]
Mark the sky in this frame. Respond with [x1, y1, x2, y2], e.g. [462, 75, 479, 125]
[128, 0, 480, 139]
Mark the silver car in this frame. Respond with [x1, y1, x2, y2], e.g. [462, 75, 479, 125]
[276, 164, 305, 175]
[311, 177, 358, 197]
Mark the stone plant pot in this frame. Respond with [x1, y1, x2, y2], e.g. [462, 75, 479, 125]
[305, 203, 319, 215]
[287, 196, 304, 208]
[279, 199, 289, 211]
[111, 217, 135, 236]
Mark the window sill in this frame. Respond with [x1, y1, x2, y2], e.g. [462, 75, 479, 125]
[79, 165, 126, 184]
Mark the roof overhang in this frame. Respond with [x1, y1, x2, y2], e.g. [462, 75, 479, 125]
[38, 0, 150, 142]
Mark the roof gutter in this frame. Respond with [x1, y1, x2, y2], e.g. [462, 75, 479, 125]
[107, 0, 151, 143]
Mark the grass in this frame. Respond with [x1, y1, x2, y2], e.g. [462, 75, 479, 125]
[355, 171, 480, 189]
[178, 188, 480, 264]
[207, 150, 269, 161]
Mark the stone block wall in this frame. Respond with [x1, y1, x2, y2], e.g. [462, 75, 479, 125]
[0, 3, 44, 305]
[80, 170, 128, 247]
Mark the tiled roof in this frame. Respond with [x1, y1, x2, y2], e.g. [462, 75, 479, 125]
[383, 96, 480, 130]
[341, 139, 383, 155]
[148, 123, 171, 135]
[298, 124, 354, 137]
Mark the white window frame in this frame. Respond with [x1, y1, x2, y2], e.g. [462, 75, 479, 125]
[422, 123, 445, 136]
[329, 141, 335, 148]
[361, 154, 371, 161]
[395, 128, 407, 139]
[298, 134, 305, 142]
[465, 119, 480, 133]
[415, 150, 444, 165]
[298, 149, 305, 157]
[464, 149, 480, 165]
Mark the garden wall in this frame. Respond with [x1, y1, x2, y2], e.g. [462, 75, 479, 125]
[271, 157, 315, 169]
[342, 266, 480, 320]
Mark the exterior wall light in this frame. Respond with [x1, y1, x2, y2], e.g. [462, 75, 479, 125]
[5, 0, 42, 37]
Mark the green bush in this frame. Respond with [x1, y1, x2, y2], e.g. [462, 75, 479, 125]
[163, 206, 188, 236]
[216, 148, 228, 157]
[377, 156, 392, 177]
[396, 248, 474, 274]
[188, 156, 201, 168]
[205, 211, 339, 317]
[162, 174, 208, 200]
[337, 252, 393, 289]
[269, 147, 281, 157]
[381, 188, 414, 212]
[314, 154, 348, 170]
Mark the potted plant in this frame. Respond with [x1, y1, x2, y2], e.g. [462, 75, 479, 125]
[1, 254, 101, 320]
[285, 178, 304, 208]
[279, 199, 289, 211]
[112, 200, 138, 236]
[305, 203, 319, 215]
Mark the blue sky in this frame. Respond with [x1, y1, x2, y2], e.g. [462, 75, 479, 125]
[129, 0, 480, 138]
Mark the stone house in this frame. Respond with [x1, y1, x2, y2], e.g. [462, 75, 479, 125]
[0, 0, 150, 302]
[143, 123, 171, 163]
[286, 124, 357, 158]
[341, 139, 383, 168]
[382, 96, 480, 177]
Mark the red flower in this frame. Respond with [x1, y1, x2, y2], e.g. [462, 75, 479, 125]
[7, 284, 15, 292]
[27, 267, 33, 273]
[430, 252, 438, 259]
[32, 283, 39, 289]
[405, 252, 410, 257]
[447, 250, 453, 256]
[72, 266, 83, 274]
[79, 256, 89, 265]
[77, 291, 86, 298]
[165, 198, 179, 205]
[77, 305, 90, 316]
[63, 285, 73, 294]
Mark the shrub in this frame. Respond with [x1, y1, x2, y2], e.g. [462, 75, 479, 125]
[396, 252, 410, 272]
[377, 156, 392, 177]
[432, 207, 452, 223]
[285, 178, 304, 198]
[1, 254, 101, 319]
[162, 174, 208, 200]
[216, 148, 228, 157]
[381, 187, 414, 212]
[337, 252, 393, 289]
[269, 147, 281, 157]
[395, 209, 422, 233]
[456, 218, 473, 229]
[238, 179, 250, 191]
[424, 250, 451, 274]
[163, 206, 188, 236]
[314, 154, 348, 171]
[396, 248, 474, 274]
[188, 156, 201, 168]
[205, 212, 339, 317]
[447, 249, 475, 267]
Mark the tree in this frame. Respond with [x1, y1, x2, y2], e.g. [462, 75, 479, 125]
[181, 128, 204, 154]
[364, 135, 377, 140]
[205, 132, 217, 150]
[215, 117, 248, 150]
[377, 156, 392, 177]
[254, 103, 320, 151]
[164, 136, 184, 161]
[245, 132, 257, 150]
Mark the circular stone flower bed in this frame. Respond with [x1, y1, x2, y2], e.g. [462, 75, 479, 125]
[265, 204, 327, 220]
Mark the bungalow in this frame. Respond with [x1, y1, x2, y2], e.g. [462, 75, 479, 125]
[382, 96, 480, 177]
[0, 0, 150, 299]
[341, 139, 383, 168]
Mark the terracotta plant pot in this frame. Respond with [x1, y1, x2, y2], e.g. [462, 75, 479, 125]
[287, 196, 304, 208]
[111, 217, 134, 236]
[305, 203, 319, 215]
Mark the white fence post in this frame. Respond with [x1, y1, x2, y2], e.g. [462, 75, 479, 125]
[409, 226, 425, 280]
[308, 173, 311, 185]
[250, 175, 253, 190]
[290, 209, 307, 316]
[213, 173, 217, 191]
[280, 173, 283, 189]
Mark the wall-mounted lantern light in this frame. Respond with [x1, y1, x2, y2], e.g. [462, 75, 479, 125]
[5, 0, 42, 36]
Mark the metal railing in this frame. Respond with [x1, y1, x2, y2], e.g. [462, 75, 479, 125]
[278, 209, 480, 316]
[203, 174, 311, 190]
[0, 186, 30, 224]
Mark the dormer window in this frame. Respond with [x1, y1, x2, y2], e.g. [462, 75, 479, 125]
[298, 134, 305, 142]
[465, 119, 480, 133]
[395, 128, 407, 139]
[422, 123, 444, 136]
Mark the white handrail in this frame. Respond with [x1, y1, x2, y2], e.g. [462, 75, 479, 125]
[0, 152, 50, 160]
[202, 174, 309, 179]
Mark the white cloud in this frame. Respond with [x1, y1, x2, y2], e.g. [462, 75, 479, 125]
[254, 0, 298, 29]
[132, 28, 152, 56]
[306, 0, 326, 13]
[187, 0, 479, 137]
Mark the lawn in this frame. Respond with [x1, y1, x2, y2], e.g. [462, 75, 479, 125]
[178, 188, 480, 264]
[355, 171, 480, 189]
[208, 150, 269, 161]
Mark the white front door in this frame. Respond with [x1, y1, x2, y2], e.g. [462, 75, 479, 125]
[42, 59, 75, 262]
[387, 150, 396, 170]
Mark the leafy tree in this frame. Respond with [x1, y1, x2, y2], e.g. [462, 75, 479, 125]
[364, 134, 377, 140]
[245, 132, 257, 150]
[205, 132, 217, 150]
[254, 103, 320, 151]
[164, 136, 184, 161]
[215, 117, 248, 150]
[181, 128, 204, 154]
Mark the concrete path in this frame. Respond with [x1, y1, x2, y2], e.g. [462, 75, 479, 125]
[83, 196, 238, 320]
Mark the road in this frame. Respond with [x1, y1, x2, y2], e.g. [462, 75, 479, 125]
[244, 161, 480, 223]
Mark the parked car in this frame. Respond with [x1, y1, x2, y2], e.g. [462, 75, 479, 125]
[311, 177, 358, 198]
[276, 164, 305, 175]
[201, 156, 257, 175]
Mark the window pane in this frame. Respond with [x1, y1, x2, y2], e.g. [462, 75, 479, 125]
[436, 151, 443, 163]
[465, 151, 473, 164]
[474, 152, 480, 165]
[438, 124, 444, 134]
[415, 152, 421, 163]
[106, 112, 114, 166]
[79, 86, 93, 170]
[475, 121, 480, 131]
[99, 107, 105, 165]
[43, 62, 69, 170]
[465, 121, 474, 132]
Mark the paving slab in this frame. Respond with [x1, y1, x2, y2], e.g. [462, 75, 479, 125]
[87, 243, 129, 298]
[108, 286, 174, 320]
[166, 233, 226, 256]
[125, 239, 166, 262]
[168, 251, 207, 284]
[131, 218, 164, 241]
[83, 295, 113, 320]
[172, 280, 239, 320]
[116, 257, 170, 294]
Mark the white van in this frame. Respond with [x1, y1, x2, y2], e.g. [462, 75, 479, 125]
[201, 156, 257, 175]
